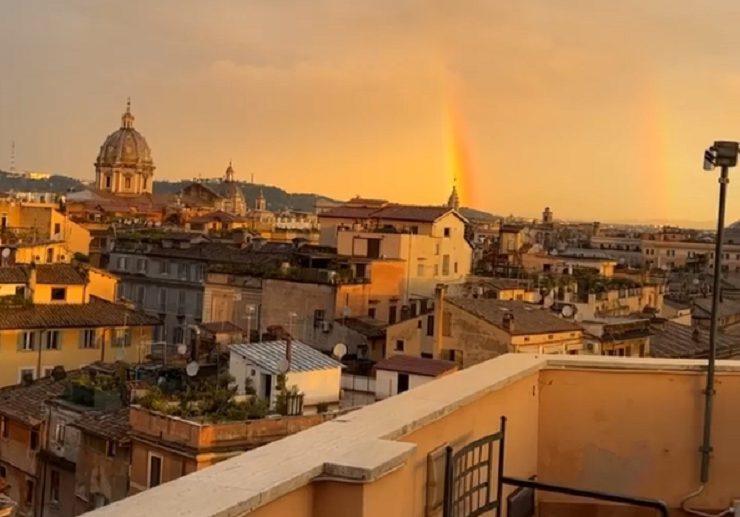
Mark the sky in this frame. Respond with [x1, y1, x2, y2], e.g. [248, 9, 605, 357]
[3, 1, 740, 226]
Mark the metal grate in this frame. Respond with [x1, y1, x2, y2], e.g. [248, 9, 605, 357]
[443, 421, 504, 517]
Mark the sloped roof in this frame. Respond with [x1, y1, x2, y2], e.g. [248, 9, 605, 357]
[73, 407, 130, 443]
[0, 296, 160, 330]
[0, 373, 78, 425]
[649, 321, 740, 359]
[446, 297, 582, 335]
[200, 321, 244, 334]
[0, 264, 87, 285]
[339, 316, 386, 339]
[375, 355, 456, 377]
[319, 204, 463, 224]
[230, 341, 342, 374]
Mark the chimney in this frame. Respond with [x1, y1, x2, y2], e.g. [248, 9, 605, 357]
[27, 262, 37, 299]
[285, 337, 292, 366]
[502, 313, 515, 333]
[434, 283, 447, 357]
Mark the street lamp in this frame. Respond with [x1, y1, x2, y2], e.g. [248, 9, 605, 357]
[696, 140, 738, 485]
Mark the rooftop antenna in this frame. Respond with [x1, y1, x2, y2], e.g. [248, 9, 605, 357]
[251, 173, 254, 184]
[9, 140, 15, 173]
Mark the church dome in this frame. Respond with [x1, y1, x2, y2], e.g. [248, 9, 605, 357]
[95, 101, 154, 169]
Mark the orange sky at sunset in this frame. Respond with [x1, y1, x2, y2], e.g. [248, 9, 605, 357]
[3, 1, 740, 225]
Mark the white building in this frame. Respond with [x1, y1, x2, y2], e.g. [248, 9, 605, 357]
[229, 340, 342, 413]
[374, 354, 457, 400]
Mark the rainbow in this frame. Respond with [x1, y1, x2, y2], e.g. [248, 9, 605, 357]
[443, 78, 475, 208]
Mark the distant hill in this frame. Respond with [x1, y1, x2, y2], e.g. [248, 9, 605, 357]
[153, 179, 340, 213]
[0, 169, 499, 219]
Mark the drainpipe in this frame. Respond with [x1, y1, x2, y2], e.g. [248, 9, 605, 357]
[434, 284, 447, 358]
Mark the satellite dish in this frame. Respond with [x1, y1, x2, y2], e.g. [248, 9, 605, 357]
[277, 358, 290, 374]
[186, 361, 200, 377]
[543, 296, 555, 309]
[177, 344, 187, 355]
[561, 305, 575, 318]
[532, 292, 543, 304]
[1, 248, 10, 258]
[332, 343, 347, 360]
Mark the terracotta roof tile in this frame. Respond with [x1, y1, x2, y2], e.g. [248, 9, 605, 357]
[0, 296, 160, 330]
[375, 355, 457, 377]
[0, 374, 79, 425]
[73, 407, 130, 443]
[446, 297, 582, 335]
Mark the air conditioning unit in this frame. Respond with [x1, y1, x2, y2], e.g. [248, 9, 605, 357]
[321, 321, 332, 333]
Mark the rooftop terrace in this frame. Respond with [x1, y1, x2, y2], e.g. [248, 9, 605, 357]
[84, 354, 740, 517]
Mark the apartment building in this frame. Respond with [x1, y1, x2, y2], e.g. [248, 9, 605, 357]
[321, 204, 472, 297]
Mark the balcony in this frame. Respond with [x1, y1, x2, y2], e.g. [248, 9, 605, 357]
[85, 354, 740, 517]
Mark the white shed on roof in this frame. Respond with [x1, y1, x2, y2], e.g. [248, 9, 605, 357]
[229, 340, 342, 413]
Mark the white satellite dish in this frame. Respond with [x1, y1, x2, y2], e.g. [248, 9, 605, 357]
[277, 358, 290, 374]
[561, 305, 575, 318]
[186, 361, 200, 377]
[332, 343, 347, 360]
[543, 296, 555, 309]
[177, 344, 187, 355]
[1, 248, 10, 258]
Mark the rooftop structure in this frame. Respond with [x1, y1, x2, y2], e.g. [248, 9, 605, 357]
[83, 354, 740, 517]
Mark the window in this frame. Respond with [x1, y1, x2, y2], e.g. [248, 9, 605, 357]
[54, 423, 66, 445]
[0, 465, 5, 478]
[177, 290, 186, 312]
[143, 177, 148, 190]
[195, 292, 203, 314]
[434, 264, 439, 276]
[397, 373, 409, 393]
[159, 260, 168, 274]
[54, 223, 61, 236]
[21, 332, 36, 351]
[389, 305, 397, 325]
[158, 288, 167, 310]
[426, 315, 435, 336]
[395, 340, 405, 351]
[454, 262, 458, 274]
[105, 175, 111, 189]
[0, 416, 7, 438]
[443, 227, 451, 237]
[50, 469, 60, 504]
[19, 368, 35, 383]
[435, 243, 441, 255]
[417, 319, 423, 329]
[178, 263, 189, 280]
[124, 176, 132, 189]
[137, 258, 147, 273]
[30, 429, 39, 450]
[106, 440, 117, 458]
[421, 352, 433, 359]
[82, 329, 96, 349]
[50, 288, 66, 301]
[116, 257, 127, 270]
[368, 307, 376, 319]
[417, 263, 424, 277]
[148, 454, 163, 488]
[45, 330, 60, 350]
[313, 310, 325, 328]
[136, 286, 145, 304]
[442, 255, 450, 276]
[173, 327, 184, 344]
[114, 329, 131, 348]
[43, 367, 54, 377]
[194, 264, 204, 282]
[25, 479, 34, 507]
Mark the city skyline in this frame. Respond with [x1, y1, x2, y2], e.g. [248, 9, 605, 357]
[4, 1, 740, 224]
